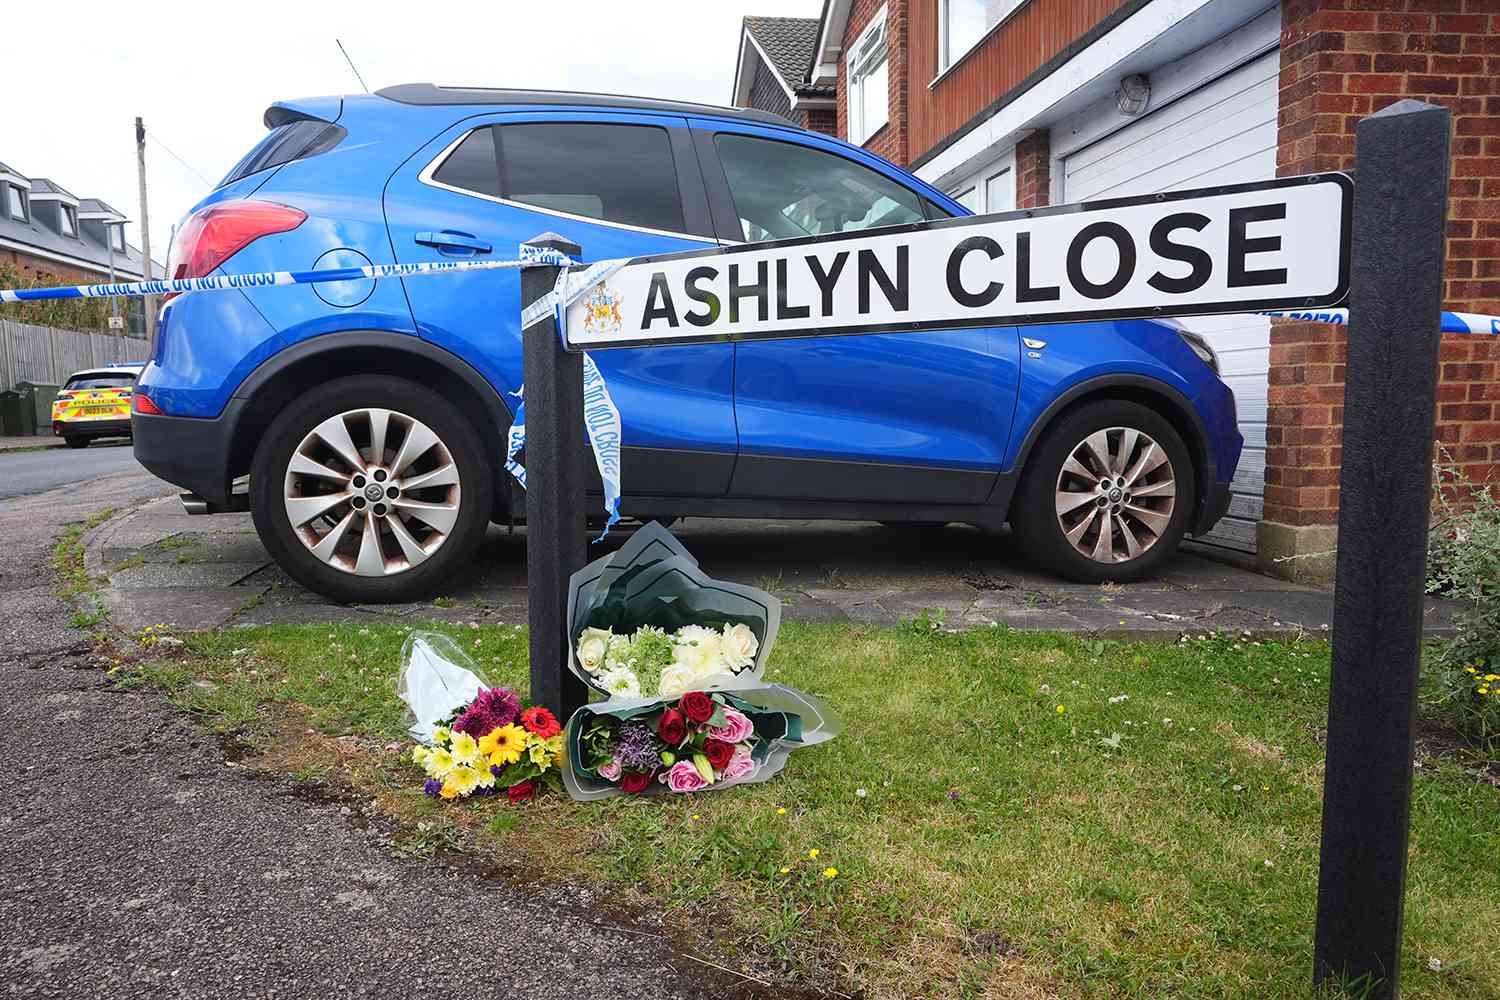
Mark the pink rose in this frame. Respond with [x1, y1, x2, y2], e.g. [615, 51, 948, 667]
[719, 746, 757, 784]
[708, 707, 755, 744]
[597, 759, 622, 781]
[664, 759, 710, 793]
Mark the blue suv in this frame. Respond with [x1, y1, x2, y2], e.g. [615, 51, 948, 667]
[132, 85, 1241, 603]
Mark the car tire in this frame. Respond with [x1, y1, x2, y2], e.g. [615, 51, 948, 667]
[64, 436, 88, 449]
[250, 375, 493, 604]
[1011, 399, 1195, 583]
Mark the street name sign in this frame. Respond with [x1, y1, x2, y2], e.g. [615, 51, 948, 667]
[563, 174, 1351, 350]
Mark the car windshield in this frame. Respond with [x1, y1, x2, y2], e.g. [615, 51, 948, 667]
[65, 375, 134, 390]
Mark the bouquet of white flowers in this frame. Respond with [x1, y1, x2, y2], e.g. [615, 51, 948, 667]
[565, 521, 780, 700]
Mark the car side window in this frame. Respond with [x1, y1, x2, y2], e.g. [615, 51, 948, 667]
[714, 133, 926, 242]
[429, 122, 688, 233]
[431, 126, 501, 197]
[497, 122, 685, 233]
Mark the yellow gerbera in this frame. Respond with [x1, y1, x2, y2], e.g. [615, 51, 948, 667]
[477, 728, 501, 756]
[487, 724, 528, 767]
[450, 730, 480, 766]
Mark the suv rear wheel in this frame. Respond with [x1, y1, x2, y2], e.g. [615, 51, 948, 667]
[1011, 399, 1195, 583]
[250, 375, 492, 603]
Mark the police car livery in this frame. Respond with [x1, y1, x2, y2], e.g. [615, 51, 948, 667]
[52, 364, 142, 448]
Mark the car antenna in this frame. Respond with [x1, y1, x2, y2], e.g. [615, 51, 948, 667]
[336, 38, 370, 94]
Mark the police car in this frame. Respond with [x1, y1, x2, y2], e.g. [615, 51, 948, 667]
[52, 363, 142, 448]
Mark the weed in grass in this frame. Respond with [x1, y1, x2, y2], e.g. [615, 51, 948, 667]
[433, 596, 458, 608]
[69, 604, 106, 630]
[392, 820, 461, 858]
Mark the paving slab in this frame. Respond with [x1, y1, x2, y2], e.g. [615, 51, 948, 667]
[85, 495, 1463, 639]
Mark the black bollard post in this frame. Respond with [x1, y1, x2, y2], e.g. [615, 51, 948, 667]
[1313, 100, 1450, 1000]
[519, 233, 589, 723]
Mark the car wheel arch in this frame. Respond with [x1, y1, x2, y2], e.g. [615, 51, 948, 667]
[227, 332, 515, 514]
[1010, 375, 1215, 521]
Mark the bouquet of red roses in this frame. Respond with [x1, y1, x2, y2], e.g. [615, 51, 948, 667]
[564, 684, 837, 802]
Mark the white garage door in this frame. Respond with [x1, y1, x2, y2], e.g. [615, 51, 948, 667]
[1060, 50, 1279, 552]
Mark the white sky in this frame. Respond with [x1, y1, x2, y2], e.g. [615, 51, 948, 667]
[1, 0, 819, 266]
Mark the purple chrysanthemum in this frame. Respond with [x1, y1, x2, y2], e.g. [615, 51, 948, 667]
[423, 778, 443, 798]
[613, 719, 664, 772]
[453, 685, 522, 737]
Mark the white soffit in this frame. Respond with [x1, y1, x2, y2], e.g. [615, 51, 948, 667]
[914, 0, 1277, 189]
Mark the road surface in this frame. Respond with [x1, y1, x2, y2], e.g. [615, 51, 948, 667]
[0, 442, 149, 502]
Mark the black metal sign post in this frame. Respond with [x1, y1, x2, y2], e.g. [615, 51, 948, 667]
[1313, 100, 1450, 1000]
[519, 233, 589, 722]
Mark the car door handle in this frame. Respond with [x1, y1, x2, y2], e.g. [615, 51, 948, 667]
[415, 230, 492, 254]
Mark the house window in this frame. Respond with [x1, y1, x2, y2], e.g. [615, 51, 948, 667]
[6, 184, 25, 221]
[110, 226, 125, 253]
[59, 205, 77, 237]
[939, 0, 1027, 73]
[847, 8, 889, 146]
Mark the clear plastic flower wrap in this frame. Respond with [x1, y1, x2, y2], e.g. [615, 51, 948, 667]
[561, 684, 840, 801]
[565, 521, 781, 699]
[395, 631, 492, 743]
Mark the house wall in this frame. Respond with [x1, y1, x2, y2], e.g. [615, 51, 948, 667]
[838, 0, 911, 164]
[1263, 0, 1500, 559]
[907, 0, 1137, 168]
[0, 246, 115, 285]
[749, 64, 794, 120]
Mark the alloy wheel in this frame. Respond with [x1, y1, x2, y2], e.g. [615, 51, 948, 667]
[1053, 426, 1176, 564]
[282, 407, 462, 577]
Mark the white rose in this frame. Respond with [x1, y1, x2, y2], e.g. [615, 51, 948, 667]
[658, 664, 696, 699]
[599, 666, 641, 699]
[720, 623, 759, 671]
[576, 627, 615, 674]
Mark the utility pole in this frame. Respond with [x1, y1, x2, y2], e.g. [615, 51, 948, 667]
[135, 116, 155, 342]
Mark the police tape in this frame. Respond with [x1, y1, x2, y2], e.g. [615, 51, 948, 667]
[0, 243, 629, 539]
[1262, 308, 1500, 335]
[0, 247, 573, 303]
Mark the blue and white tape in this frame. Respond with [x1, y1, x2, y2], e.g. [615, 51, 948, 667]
[1262, 308, 1500, 335]
[0, 251, 573, 303]
[502, 355, 624, 540]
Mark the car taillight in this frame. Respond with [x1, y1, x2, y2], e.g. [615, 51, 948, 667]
[132, 392, 163, 415]
[164, 200, 306, 301]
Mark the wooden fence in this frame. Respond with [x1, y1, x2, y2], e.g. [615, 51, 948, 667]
[0, 320, 148, 392]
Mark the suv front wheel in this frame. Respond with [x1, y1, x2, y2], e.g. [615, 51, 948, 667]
[1011, 399, 1195, 583]
[250, 375, 492, 603]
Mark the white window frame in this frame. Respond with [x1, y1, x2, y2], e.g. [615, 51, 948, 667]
[110, 225, 125, 252]
[846, 7, 890, 147]
[937, 0, 1028, 80]
[6, 184, 25, 222]
[58, 205, 77, 237]
[945, 146, 1016, 215]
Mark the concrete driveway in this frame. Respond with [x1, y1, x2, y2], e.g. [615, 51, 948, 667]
[84, 485, 1456, 639]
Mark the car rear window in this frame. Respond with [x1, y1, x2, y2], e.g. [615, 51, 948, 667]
[65, 374, 134, 390]
[429, 122, 686, 234]
[220, 118, 346, 188]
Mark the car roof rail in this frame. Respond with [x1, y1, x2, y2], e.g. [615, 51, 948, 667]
[372, 83, 799, 128]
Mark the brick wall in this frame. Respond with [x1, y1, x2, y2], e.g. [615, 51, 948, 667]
[1015, 131, 1052, 208]
[799, 106, 839, 136]
[0, 247, 112, 286]
[838, 0, 910, 165]
[1265, 0, 1500, 534]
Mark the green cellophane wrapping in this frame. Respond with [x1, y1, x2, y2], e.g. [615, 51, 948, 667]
[566, 521, 781, 696]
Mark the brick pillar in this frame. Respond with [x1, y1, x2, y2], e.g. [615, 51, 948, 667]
[1259, 0, 1500, 583]
[1015, 131, 1052, 208]
[800, 106, 839, 137]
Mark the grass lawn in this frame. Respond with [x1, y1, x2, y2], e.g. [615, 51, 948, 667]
[125, 620, 1500, 1000]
